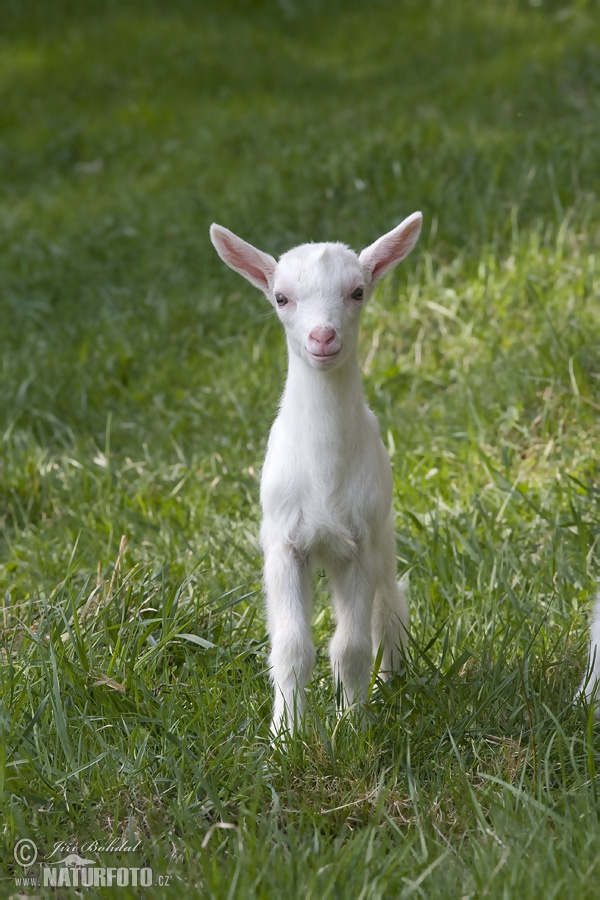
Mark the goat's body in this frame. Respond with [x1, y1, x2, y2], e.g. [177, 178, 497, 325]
[261, 359, 391, 560]
[210, 214, 422, 734]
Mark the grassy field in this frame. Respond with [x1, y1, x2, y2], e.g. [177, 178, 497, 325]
[1, 0, 600, 895]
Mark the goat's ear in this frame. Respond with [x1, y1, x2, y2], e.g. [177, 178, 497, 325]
[210, 224, 277, 294]
[359, 212, 422, 285]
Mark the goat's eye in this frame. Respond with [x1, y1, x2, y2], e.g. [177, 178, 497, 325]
[275, 293, 289, 307]
[351, 287, 364, 302]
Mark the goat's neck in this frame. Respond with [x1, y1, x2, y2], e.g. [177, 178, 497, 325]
[280, 348, 366, 441]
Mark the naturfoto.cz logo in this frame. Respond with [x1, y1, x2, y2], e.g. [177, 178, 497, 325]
[13, 838, 167, 889]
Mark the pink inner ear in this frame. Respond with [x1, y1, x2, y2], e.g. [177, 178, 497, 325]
[221, 234, 272, 291]
[245, 262, 270, 291]
[370, 219, 421, 281]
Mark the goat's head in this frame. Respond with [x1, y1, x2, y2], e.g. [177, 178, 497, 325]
[210, 212, 422, 371]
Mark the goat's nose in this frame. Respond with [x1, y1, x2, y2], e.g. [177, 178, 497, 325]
[308, 325, 338, 354]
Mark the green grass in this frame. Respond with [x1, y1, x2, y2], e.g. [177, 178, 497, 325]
[1, 0, 600, 895]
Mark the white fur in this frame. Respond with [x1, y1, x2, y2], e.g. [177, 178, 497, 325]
[580, 594, 600, 716]
[210, 213, 423, 733]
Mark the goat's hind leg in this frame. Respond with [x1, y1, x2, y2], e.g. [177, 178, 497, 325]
[371, 516, 409, 678]
[264, 540, 315, 734]
[329, 553, 376, 712]
[580, 594, 600, 717]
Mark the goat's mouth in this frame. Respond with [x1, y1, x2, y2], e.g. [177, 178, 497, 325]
[308, 347, 342, 365]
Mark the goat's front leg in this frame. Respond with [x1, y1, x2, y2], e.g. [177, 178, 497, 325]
[329, 552, 376, 712]
[264, 540, 315, 734]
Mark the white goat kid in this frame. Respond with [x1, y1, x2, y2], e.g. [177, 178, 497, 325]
[210, 212, 423, 733]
